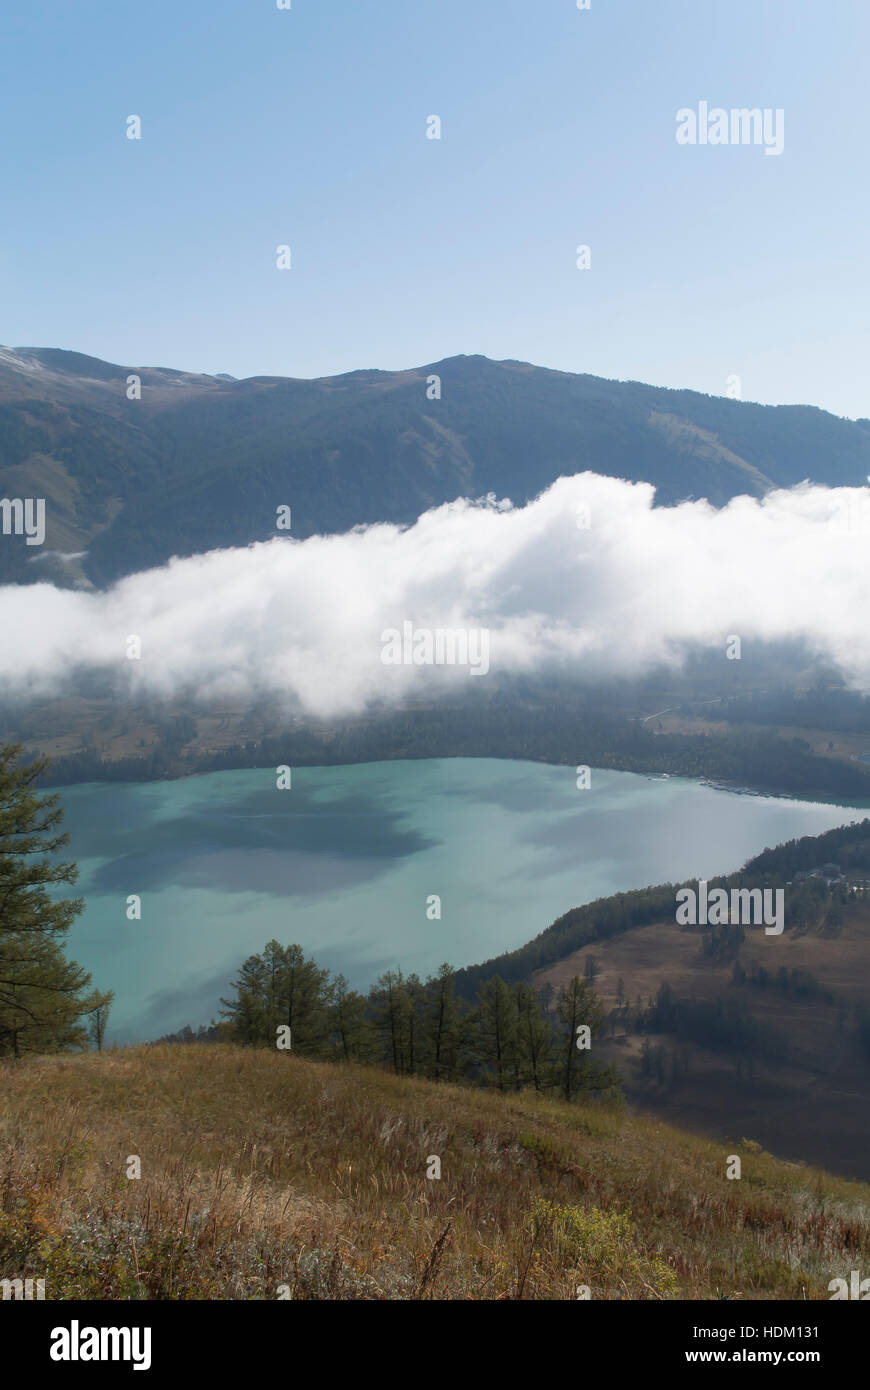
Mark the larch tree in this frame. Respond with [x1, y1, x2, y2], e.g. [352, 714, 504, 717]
[476, 974, 518, 1092]
[329, 972, 371, 1061]
[370, 969, 408, 1073]
[514, 981, 551, 1092]
[220, 951, 269, 1044]
[0, 744, 111, 1057]
[425, 962, 461, 1081]
[558, 974, 609, 1102]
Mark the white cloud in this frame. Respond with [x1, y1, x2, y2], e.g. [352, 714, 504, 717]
[1, 473, 868, 715]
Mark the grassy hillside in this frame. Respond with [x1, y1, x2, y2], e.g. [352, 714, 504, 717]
[1, 1042, 868, 1300]
[3, 347, 870, 586]
[529, 843, 870, 1183]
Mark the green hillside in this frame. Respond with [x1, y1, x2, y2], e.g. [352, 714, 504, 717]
[2, 347, 870, 586]
[1, 1042, 867, 1300]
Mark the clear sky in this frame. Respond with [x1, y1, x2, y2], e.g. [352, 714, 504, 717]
[1, 0, 866, 417]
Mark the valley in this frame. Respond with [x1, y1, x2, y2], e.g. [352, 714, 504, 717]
[535, 894, 870, 1181]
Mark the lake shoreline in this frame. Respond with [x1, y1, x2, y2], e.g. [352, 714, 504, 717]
[56, 758, 863, 1044]
[43, 750, 870, 812]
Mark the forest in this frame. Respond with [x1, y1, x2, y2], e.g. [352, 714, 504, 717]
[26, 694, 870, 803]
[159, 942, 620, 1103]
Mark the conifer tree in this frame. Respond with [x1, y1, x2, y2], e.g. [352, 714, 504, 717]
[514, 981, 552, 1091]
[404, 972, 426, 1075]
[86, 994, 113, 1051]
[476, 974, 518, 1091]
[424, 962, 461, 1081]
[329, 972, 371, 1061]
[371, 969, 411, 1073]
[220, 941, 331, 1051]
[275, 942, 331, 1051]
[557, 975, 611, 1101]
[220, 951, 269, 1043]
[0, 745, 107, 1056]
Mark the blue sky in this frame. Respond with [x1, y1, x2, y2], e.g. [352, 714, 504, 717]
[1, 0, 866, 416]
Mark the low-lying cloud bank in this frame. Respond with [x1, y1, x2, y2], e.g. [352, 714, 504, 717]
[2, 473, 869, 717]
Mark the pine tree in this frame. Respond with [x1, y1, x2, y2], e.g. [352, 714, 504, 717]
[220, 951, 269, 1043]
[424, 962, 461, 1081]
[371, 969, 411, 1073]
[220, 941, 331, 1051]
[557, 975, 611, 1102]
[404, 972, 426, 1075]
[262, 938, 285, 1036]
[476, 975, 518, 1091]
[0, 745, 103, 1056]
[275, 942, 331, 1052]
[514, 981, 552, 1092]
[86, 994, 113, 1051]
[329, 972, 371, 1061]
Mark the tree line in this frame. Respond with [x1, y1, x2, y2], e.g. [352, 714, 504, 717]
[28, 689, 870, 803]
[743, 819, 870, 880]
[215, 940, 619, 1102]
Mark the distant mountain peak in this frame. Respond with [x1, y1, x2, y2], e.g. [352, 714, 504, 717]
[2, 344, 869, 590]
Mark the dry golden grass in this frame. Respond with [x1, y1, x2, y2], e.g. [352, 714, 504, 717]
[1, 1043, 868, 1300]
[533, 899, 870, 1179]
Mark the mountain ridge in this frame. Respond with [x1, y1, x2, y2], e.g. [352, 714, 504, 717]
[2, 346, 870, 588]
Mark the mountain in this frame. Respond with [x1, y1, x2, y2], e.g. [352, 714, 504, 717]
[2, 345, 870, 588]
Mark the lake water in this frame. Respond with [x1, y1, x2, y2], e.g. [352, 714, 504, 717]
[54, 759, 864, 1043]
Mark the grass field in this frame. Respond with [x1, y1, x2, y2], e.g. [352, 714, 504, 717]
[2, 1043, 869, 1300]
[534, 898, 870, 1182]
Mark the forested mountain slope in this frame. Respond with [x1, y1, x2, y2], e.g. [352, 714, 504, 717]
[3, 346, 869, 586]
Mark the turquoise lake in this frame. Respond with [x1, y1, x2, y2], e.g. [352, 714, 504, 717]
[55, 759, 865, 1043]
